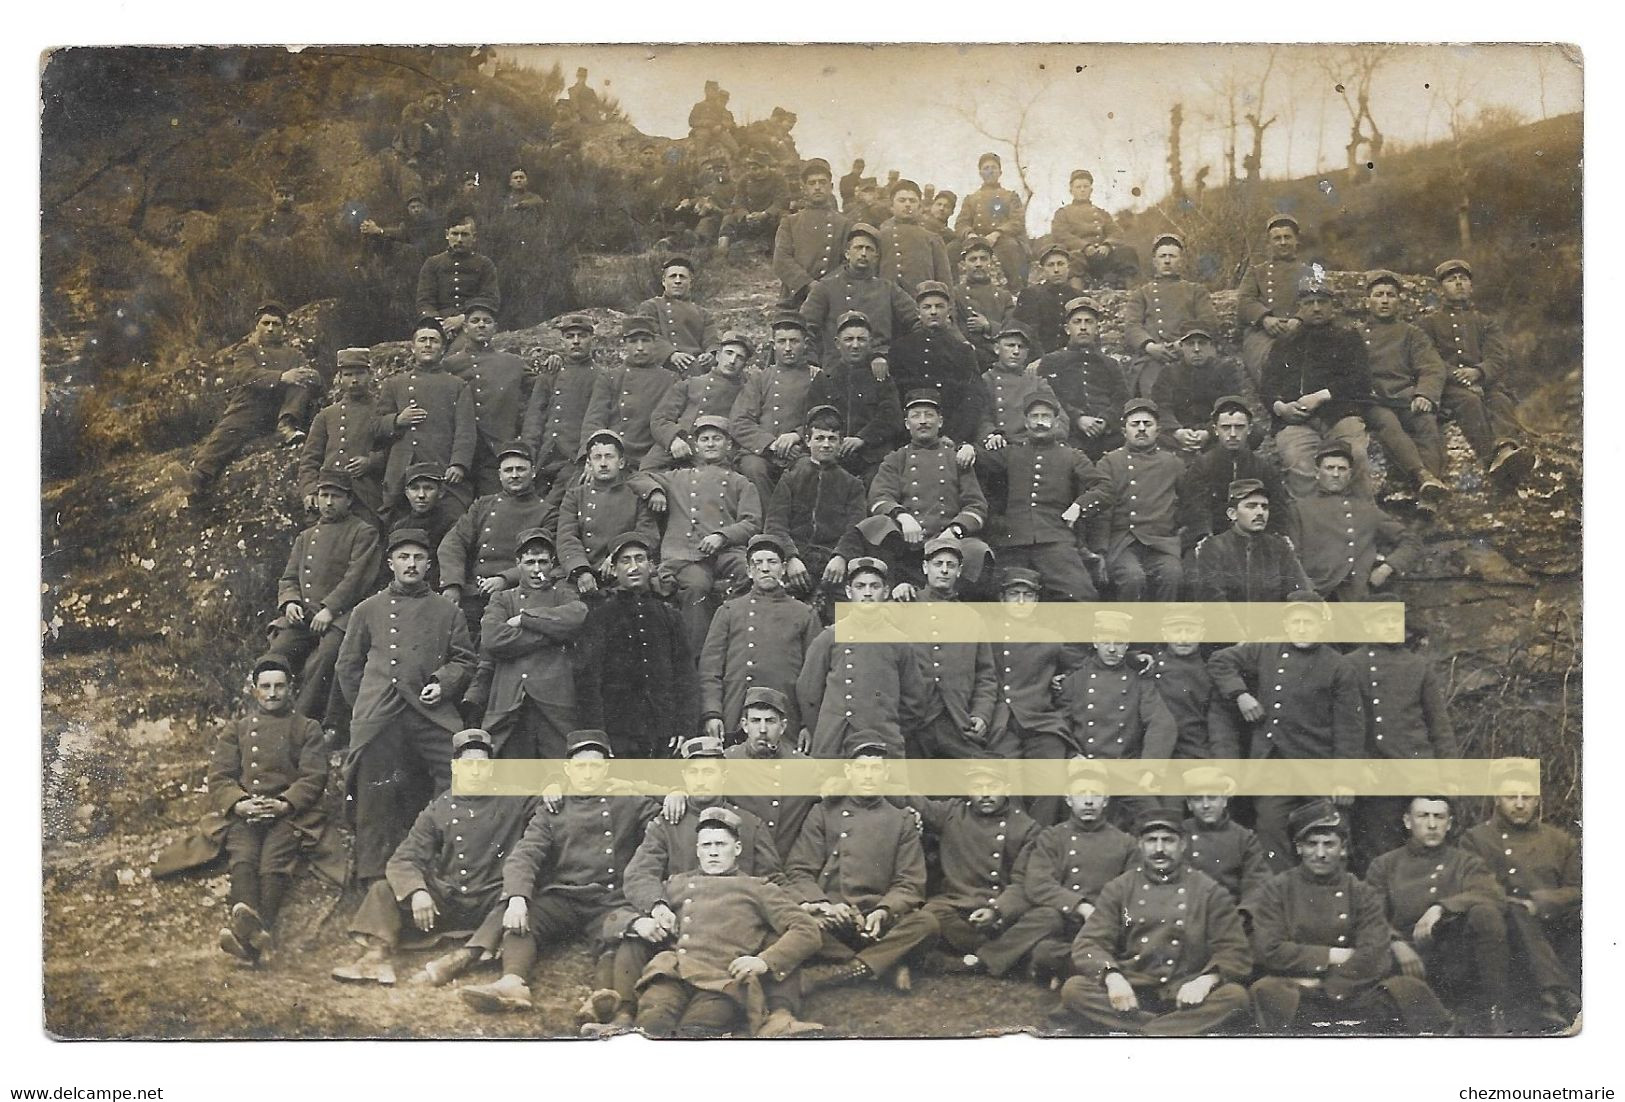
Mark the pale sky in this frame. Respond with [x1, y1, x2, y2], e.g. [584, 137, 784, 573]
[506, 43, 1580, 232]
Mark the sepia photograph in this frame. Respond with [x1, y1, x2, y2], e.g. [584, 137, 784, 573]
[35, 39, 1587, 1055]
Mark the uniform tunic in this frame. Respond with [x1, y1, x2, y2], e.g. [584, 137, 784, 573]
[806, 363, 904, 475]
[914, 798, 1042, 915]
[1150, 357, 1251, 430]
[722, 744, 818, 860]
[1050, 202, 1121, 253]
[298, 398, 388, 511]
[880, 216, 954, 296]
[1151, 650, 1241, 759]
[624, 802, 783, 913]
[1236, 258, 1316, 330]
[443, 345, 531, 465]
[1190, 529, 1313, 604]
[1260, 324, 1374, 427]
[1121, 277, 1220, 354]
[415, 250, 501, 318]
[1182, 817, 1272, 900]
[730, 365, 819, 459]
[523, 362, 598, 469]
[1011, 281, 1072, 355]
[797, 620, 926, 757]
[1080, 445, 1185, 560]
[1179, 447, 1293, 542]
[383, 792, 537, 915]
[1022, 820, 1139, 913]
[869, 437, 989, 536]
[635, 295, 720, 358]
[1036, 346, 1130, 454]
[785, 797, 927, 916]
[556, 476, 660, 577]
[580, 362, 680, 465]
[887, 326, 986, 446]
[1207, 642, 1365, 760]
[980, 437, 1107, 547]
[1072, 865, 1253, 987]
[467, 582, 587, 741]
[502, 795, 660, 905]
[437, 489, 554, 589]
[335, 581, 476, 750]
[1245, 864, 1394, 994]
[764, 457, 867, 568]
[699, 587, 822, 735]
[207, 708, 328, 818]
[977, 367, 1060, 441]
[772, 195, 850, 297]
[276, 514, 381, 630]
[376, 367, 478, 501]
[1461, 815, 1580, 918]
[1058, 652, 1177, 760]
[1364, 841, 1504, 933]
[1359, 317, 1449, 406]
[638, 462, 761, 565]
[801, 267, 922, 362]
[907, 592, 999, 752]
[650, 371, 744, 451]
[1288, 489, 1420, 599]
[988, 629, 1081, 743]
[576, 590, 699, 757]
[1346, 644, 1457, 759]
[1417, 304, 1512, 386]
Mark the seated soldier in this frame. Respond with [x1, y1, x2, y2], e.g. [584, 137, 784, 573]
[1121, 234, 1219, 399]
[636, 256, 721, 377]
[1010, 244, 1075, 354]
[522, 314, 600, 509]
[556, 428, 661, 597]
[1080, 399, 1187, 601]
[722, 687, 818, 862]
[1050, 169, 1138, 288]
[955, 236, 1016, 369]
[458, 733, 659, 1013]
[1180, 766, 1272, 903]
[1460, 780, 1581, 1028]
[899, 536, 999, 758]
[1235, 213, 1315, 384]
[789, 733, 941, 993]
[642, 331, 751, 472]
[1036, 297, 1128, 461]
[1288, 440, 1420, 602]
[879, 180, 953, 295]
[955, 152, 1030, 288]
[332, 729, 535, 988]
[1150, 610, 1242, 760]
[631, 807, 824, 1037]
[991, 761, 1138, 984]
[376, 317, 477, 511]
[801, 224, 921, 365]
[887, 281, 987, 454]
[464, 530, 588, 760]
[700, 533, 822, 741]
[1178, 396, 1291, 546]
[182, 302, 323, 504]
[977, 321, 1059, 465]
[1357, 270, 1451, 508]
[731, 314, 820, 503]
[771, 159, 850, 307]
[1417, 259, 1535, 487]
[580, 316, 681, 470]
[979, 392, 1109, 603]
[443, 299, 531, 498]
[1060, 806, 1253, 1035]
[1246, 800, 1453, 1034]
[198, 655, 328, 968]
[437, 441, 554, 641]
[381, 463, 462, 590]
[764, 404, 867, 620]
[911, 762, 1044, 975]
[269, 469, 381, 738]
[731, 152, 788, 249]
[298, 348, 387, 525]
[635, 415, 763, 654]
[1150, 328, 1250, 457]
[1191, 479, 1314, 605]
[805, 311, 905, 483]
[1365, 796, 1512, 1034]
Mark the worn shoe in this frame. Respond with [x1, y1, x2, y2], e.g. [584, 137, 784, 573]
[460, 974, 533, 1013]
[1488, 444, 1534, 484]
[756, 1008, 826, 1038]
[578, 1009, 635, 1037]
[1416, 475, 1450, 510]
[331, 944, 396, 986]
[277, 422, 307, 449]
[799, 959, 873, 993]
[230, 903, 267, 951]
[219, 926, 255, 963]
[575, 987, 622, 1025]
[413, 947, 477, 987]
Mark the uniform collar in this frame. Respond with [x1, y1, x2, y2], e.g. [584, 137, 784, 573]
[388, 579, 432, 597]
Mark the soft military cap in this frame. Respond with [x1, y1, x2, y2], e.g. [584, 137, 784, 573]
[386, 527, 432, 553]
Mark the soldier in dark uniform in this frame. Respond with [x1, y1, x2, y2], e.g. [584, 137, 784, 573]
[442, 299, 531, 498]
[1151, 328, 1251, 458]
[1365, 796, 1512, 1034]
[1060, 807, 1253, 1035]
[1035, 297, 1127, 461]
[1010, 244, 1075, 354]
[332, 729, 536, 988]
[1180, 766, 1272, 902]
[1151, 611, 1242, 760]
[1246, 800, 1454, 1033]
[887, 281, 986, 451]
[763, 404, 867, 620]
[772, 159, 849, 307]
[464, 529, 588, 760]
[522, 313, 600, 508]
[268, 469, 381, 734]
[415, 215, 500, 337]
[1179, 396, 1291, 545]
[955, 237, 1015, 368]
[898, 536, 999, 757]
[437, 441, 553, 640]
[576, 533, 700, 758]
[376, 317, 477, 511]
[298, 349, 388, 525]
[459, 733, 660, 1013]
[382, 463, 463, 591]
[208, 654, 328, 967]
[805, 311, 905, 484]
[790, 733, 941, 993]
[556, 429, 660, 595]
[335, 527, 477, 882]
[183, 302, 323, 503]
[1191, 479, 1314, 608]
[722, 688, 816, 860]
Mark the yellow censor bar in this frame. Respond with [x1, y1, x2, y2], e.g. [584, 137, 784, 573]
[831, 602, 1407, 644]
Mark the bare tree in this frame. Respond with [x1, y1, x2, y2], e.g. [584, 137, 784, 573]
[1168, 103, 1186, 202]
[1242, 48, 1279, 184]
[1201, 69, 1241, 185]
[1317, 45, 1392, 184]
[1532, 49, 1552, 120]
[955, 80, 1051, 211]
[1432, 66, 1480, 252]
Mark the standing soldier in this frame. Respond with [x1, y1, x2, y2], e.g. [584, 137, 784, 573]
[298, 348, 387, 525]
[182, 302, 323, 504]
[1235, 213, 1315, 383]
[1247, 800, 1454, 1034]
[335, 527, 477, 883]
[415, 215, 500, 336]
[879, 180, 954, 295]
[1121, 234, 1219, 399]
[269, 469, 381, 734]
[436, 441, 554, 640]
[376, 317, 477, 511]
[1035, 297, 1128, 461]
[1288, 441, 1420, 602]
[801, 224, 921, 365]
[1060, 807, 1253, 1035]
[556, 429, 660, 597]
[805, 312, 905, 484]
[576, 533, 700, 758]
[730, 314, 820, 503]
[1358, 271, 1452, 508]
[522, 314, 600, 509]
[955, 152, 1030, 289]
[580, 316, 681, 470]
[636, 257, 721, 376]
[789, 734, 941, 993]
[464, 530, 588, 760]
[1082, 399, 1188, 602]
[443, 299, 531, 498]
[643, 331, 751, 472]
[772, 159, 850, 307]
[332, 729, 536, 988]
[459, 733, 660, 1013]
[899, 536, 999, 758]
[700, 534, 822, 742]
[763, 405, 868, 619]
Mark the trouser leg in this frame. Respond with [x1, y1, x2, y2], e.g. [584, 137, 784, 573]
[1483, 389, 1524, 445]
[498, 894, 593, 980]
[1504, 904, 1575, 997]
[294, 630, 345, 724]
[1254, 795, 1309, 872]
[1106, 543, 1148, 601]
[347, 879, 409, 947]
[853, 908, 940, 975]
[1402, 406, 1446, 476]
[1139, 982, 1250, 1036]
[1024, 542, 1099, 601]
[1367, 975, 1454, 1033]
[408, 716, 454, 796]
[1364, 405, 1430, 482]
[255, 820, 301, 929]
[1061, 975, 1151, 1033]
[672, 560, 718, 658]
[351, 727, 422, 882]
[1441, 383, 1495, 460]
[276, 382, 314, 429]
[192, 392, 276, 486]
[1249, 975, 1303, 1031]
[224, 818, 267, 911]
[977, 906, 1065, 977]
[677, 990, 742, 1036]
[1432, 903, 1510, 1008]
[922, 900, 982, 955]
[1240, 329, 1274, 386]
[1021, 730, 1074, 826]
[634, 977, 691, 1035]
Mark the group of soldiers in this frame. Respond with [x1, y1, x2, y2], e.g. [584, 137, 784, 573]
[161, 145, 1574, 1038]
